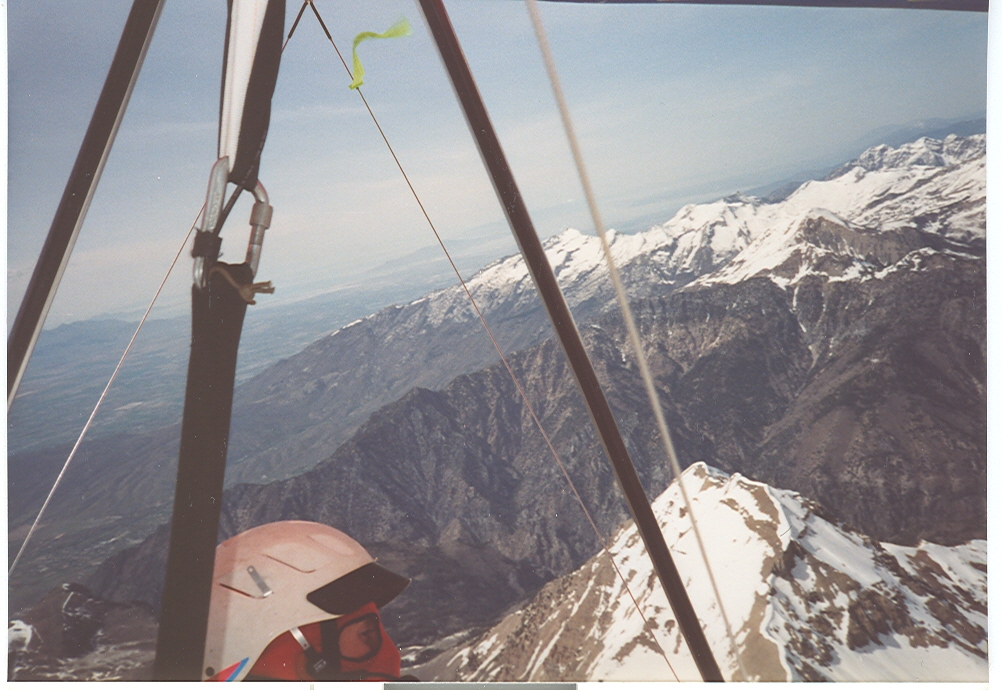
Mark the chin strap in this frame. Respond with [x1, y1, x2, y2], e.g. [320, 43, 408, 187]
[289, 627, 330, 678]
[288, 626, 415, 682]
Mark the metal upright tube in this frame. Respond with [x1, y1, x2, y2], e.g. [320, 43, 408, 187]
[417, 0, 724, 680]
[7, 0, 165, 410]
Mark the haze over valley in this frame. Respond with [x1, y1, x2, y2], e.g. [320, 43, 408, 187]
[8, 133, 986, 681]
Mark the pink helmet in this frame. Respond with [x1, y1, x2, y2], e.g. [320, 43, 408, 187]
[202, 521, 408, 681]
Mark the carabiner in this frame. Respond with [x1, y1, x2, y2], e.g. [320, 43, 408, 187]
[192, 158, 274, 286]
[193, 157, 230, 289]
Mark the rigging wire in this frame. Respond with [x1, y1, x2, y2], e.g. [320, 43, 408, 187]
[11, 1, 308, 584]
[306, 2, 679, 679]
[9, 206, 204, 579]
[524, 0, 747, 679]
[283, 0, 311, 52]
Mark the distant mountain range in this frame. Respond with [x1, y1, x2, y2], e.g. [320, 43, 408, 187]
[8, 134, 985, 681]
[8, 118, 985, 456]
[7, 231, 516, 456]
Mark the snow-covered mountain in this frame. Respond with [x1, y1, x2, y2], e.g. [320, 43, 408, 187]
[504, 133, 984, 295]
[360, 133, 980, 362]
[301, 130, 985, 407]
[410, 463, 987, 682]
[10, 133, 985, 678]
[14, 465, 985, 682]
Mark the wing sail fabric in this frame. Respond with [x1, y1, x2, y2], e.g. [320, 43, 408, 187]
[219, 0, 285, 190]
[153, 1, 284, 679]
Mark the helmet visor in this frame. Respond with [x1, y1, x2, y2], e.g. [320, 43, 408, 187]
[306, 561, 409, 615]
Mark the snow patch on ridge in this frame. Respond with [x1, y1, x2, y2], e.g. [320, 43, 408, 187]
[411, 463, 987, 682]
[836, 133, 985, 173]
[323, 135, 984, 341]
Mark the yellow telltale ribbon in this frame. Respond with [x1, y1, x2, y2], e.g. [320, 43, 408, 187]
[349, 18, 412, 90]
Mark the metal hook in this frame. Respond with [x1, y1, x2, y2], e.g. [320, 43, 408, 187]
[193, 157, 230, 289]
[193, 159, 273, 286]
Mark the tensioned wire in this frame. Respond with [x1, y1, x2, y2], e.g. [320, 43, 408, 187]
[524, 0, 748, 680]
[13, 8, 685, 677]
[8, 205, 204, 578]
[9, 12, 317, 582]
[303, 0, 681, 679]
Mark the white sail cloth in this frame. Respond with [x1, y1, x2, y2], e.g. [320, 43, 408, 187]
[218, 0, 284, 190]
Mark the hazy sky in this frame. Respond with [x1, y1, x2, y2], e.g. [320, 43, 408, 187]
[7, 0, 990, 326]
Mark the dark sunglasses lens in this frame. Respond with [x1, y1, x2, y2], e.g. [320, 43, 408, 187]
[338, 613, 382, 662]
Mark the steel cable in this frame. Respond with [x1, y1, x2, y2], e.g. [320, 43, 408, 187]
[306, 1, 680, 678]
[524, 0, 748, 679]
[9, 205, 203, 578]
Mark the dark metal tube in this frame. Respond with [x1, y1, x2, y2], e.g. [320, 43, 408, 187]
[7, 0, 165, 409]
[417, 0, 725, 681]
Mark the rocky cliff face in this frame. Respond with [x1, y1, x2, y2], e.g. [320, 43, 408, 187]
[409, 464, 987, 682]
[88, 220, 984, 652]
[12, 135, 986, 678]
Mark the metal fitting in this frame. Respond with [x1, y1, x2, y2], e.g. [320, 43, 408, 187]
[193, 156, 230, 289]
[245, 182, 272, 278]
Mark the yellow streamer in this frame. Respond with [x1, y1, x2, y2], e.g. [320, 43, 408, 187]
[349, 18, 411, 90]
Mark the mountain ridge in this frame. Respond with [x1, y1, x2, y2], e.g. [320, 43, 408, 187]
[83, 211, 984, 653]
[9, 135, 986, 662]
[409, 463, 987, 682]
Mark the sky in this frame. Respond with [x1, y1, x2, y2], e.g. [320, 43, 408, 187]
[6, 0, 991, 327]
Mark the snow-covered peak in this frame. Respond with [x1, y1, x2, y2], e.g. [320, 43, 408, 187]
[411, 463, 987, 682]
[464, 226, 653, 294]
[411, 224, 674, 328]
[538, 226, 667, 287]
[688, 134, 985, 288]
[839, 133, 985, 173]
[662, 194, 763, 240]
[696, 208, 874, 288]
[649, 134, 984, 292]
[783, 135, 983, 233]
[325, 134, 984, 339]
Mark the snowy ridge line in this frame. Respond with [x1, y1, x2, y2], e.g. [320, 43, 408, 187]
[830, 133, 985, 175]
[319, 133, 983, 340]
[410, 463, 987, 682]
